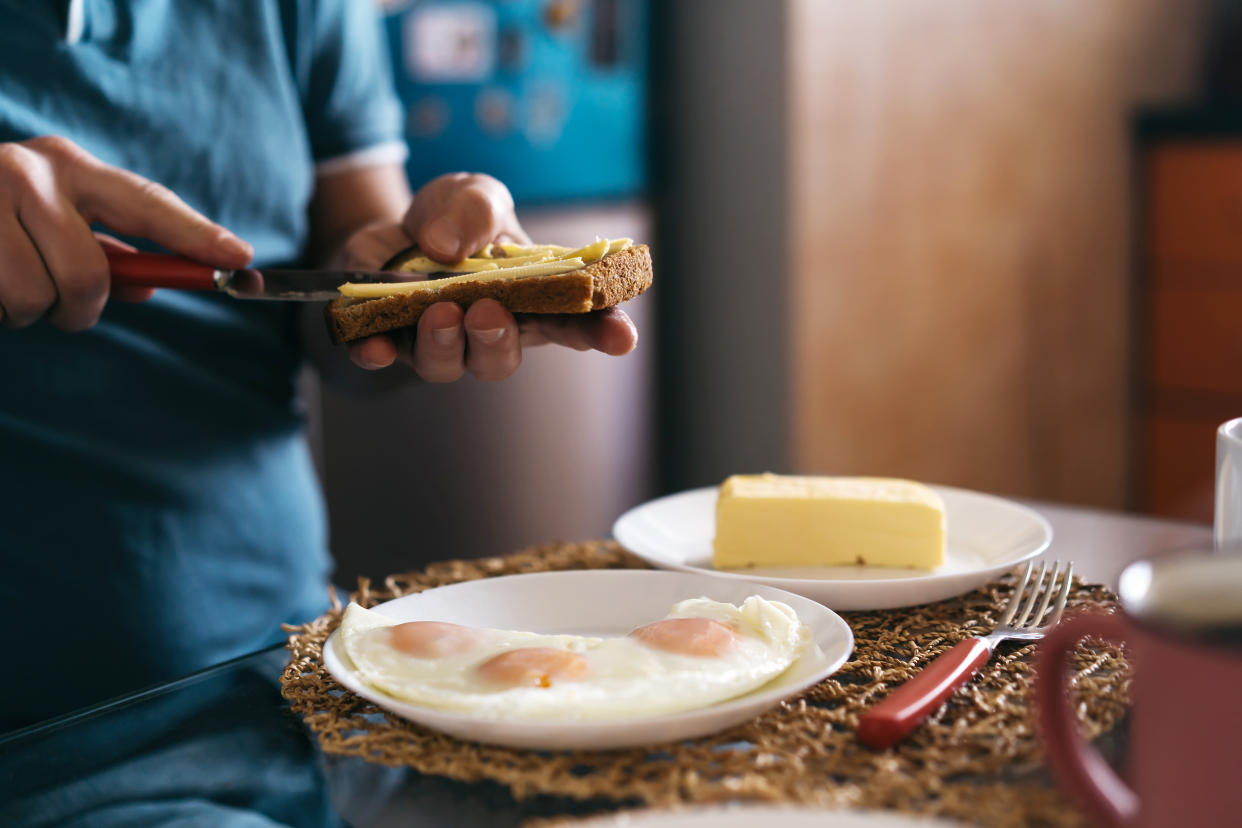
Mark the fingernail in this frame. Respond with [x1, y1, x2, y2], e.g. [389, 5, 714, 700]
[472, 328, 506, 344]
[216, 231, 252, 261]
[431, 326, 460, 346]
[353, 352, 386, 370]
[421, 217, 461, 260]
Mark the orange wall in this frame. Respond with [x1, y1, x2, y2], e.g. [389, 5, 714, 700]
[787, 0, 1210, 505]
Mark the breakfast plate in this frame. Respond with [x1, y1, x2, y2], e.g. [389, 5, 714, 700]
[322, 570, 853, 750]
[611, 485, 1052, 611]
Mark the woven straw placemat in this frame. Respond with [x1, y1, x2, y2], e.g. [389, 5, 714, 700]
[280, 540, 1128, 827]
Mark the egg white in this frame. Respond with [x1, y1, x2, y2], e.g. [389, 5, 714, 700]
[336, 596, 810, 721]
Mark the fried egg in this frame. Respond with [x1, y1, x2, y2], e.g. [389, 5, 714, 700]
[336, 596, 809, 720]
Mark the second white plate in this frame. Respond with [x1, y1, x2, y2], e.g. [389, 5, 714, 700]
[611, 485, 1052, 610]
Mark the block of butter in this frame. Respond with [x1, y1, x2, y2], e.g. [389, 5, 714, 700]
[712, 474, 946, 570]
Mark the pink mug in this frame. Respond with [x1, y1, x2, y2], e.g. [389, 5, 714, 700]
[1035, 550, 1242, 827]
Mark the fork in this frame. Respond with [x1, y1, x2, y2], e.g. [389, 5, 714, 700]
[857, 560, 1074, 749]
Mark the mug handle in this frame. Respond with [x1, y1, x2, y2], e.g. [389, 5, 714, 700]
[1034, 613, 1140, 828]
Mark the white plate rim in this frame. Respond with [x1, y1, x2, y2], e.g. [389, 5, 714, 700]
[321, 570, 855, 750]
[611, 484, 1053, 605]
[571, 805, 964, 827]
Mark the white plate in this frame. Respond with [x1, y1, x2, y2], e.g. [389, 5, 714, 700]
[322, 570, 853, 750]
[611, 485, 1052, 610]
[572, 805, 962, 827]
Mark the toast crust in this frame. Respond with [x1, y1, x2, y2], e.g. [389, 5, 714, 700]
[325, 243, 652, 344]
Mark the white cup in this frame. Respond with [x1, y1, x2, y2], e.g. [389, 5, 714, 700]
[1214, 417, 1242, 549]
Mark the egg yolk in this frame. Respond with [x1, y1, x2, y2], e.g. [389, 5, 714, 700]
[628, 617, 738, 657]
[475, 647, 590, 688]
[389, 621, 482, 658]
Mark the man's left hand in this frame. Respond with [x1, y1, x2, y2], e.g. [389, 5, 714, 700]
[340, 173, 638, 382]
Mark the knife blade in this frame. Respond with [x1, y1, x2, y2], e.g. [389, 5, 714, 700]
[106, 250, 421, 301]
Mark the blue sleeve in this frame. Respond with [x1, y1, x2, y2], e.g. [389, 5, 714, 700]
[302, 0, 405, 163]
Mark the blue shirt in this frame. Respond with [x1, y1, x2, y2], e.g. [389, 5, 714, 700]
[0, 0, 403, 729]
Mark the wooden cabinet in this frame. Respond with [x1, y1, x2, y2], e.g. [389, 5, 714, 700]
[1135, 137, 1242, 521]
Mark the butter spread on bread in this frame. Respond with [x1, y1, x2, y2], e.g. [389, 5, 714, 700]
[713, 474, 946, 570]
[339, 238, 627, 296]
[325, 239, 652, 344]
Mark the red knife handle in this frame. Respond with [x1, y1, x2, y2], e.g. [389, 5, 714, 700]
[857, 636, 992, 749]
[106, 250, 221, 290]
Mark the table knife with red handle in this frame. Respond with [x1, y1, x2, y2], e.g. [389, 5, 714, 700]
[107, 250, 406, 301]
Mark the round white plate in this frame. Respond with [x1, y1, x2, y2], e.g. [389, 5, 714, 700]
[322, 570, 854, 751]
[573, 805, 962, 827]
[611, 485, 1053, 611]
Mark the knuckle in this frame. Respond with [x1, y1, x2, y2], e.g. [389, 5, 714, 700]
[472, 351, 521, 382]
[134, 176, 176, 204]
[472, 365, 511, 383]
[52, 305, 104, 333]
[453, 185, 494, 217]
[0, 142, 26, 167]
[26, 135, 84, 164]
[341, 233, 380, 270]
[500, 351, 522, 377]
[464, 172, 498, 189]
[422, 172, 470, 199]
[0, 143, 37, 186]
[55, 272, 108, 310]
[417, 363, 464, 384]
[412, 325, 465, 383]
[2, 288, 55, 327]
[466, 173, 513, 206]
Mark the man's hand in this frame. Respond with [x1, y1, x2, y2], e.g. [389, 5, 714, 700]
[0, 136, 252, 331]
[340, 172, 639, 382]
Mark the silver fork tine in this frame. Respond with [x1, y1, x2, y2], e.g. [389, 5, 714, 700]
[1045, 561, 1074, 628]
[1029, 560, 1061, 627]
[995, 561, 1034, 628]
[1012, 562, 1050, 628]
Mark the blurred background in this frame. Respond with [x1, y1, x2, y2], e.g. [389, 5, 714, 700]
[312, 0, 1241, 583]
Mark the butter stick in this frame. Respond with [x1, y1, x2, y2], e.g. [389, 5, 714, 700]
[712, 474, 946, 570]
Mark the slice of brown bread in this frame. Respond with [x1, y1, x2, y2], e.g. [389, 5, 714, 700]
[325, 243, 652, 344]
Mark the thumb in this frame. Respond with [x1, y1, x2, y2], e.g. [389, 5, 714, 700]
[411, 177, 516, 263]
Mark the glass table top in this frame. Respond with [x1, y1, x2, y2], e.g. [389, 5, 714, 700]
[0, 504, 1205, 827]
[0, 645, 626, 828]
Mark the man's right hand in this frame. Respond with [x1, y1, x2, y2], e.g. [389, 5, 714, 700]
[0, 135, 253, 331]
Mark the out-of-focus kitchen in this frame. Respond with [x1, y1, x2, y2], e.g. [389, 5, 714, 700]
[315, 0, 1237, 583]
[8, 2, 1242, 825]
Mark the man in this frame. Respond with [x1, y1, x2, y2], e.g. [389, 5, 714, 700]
[0, 0, 636, 738]
[1, 1, 642, 824]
